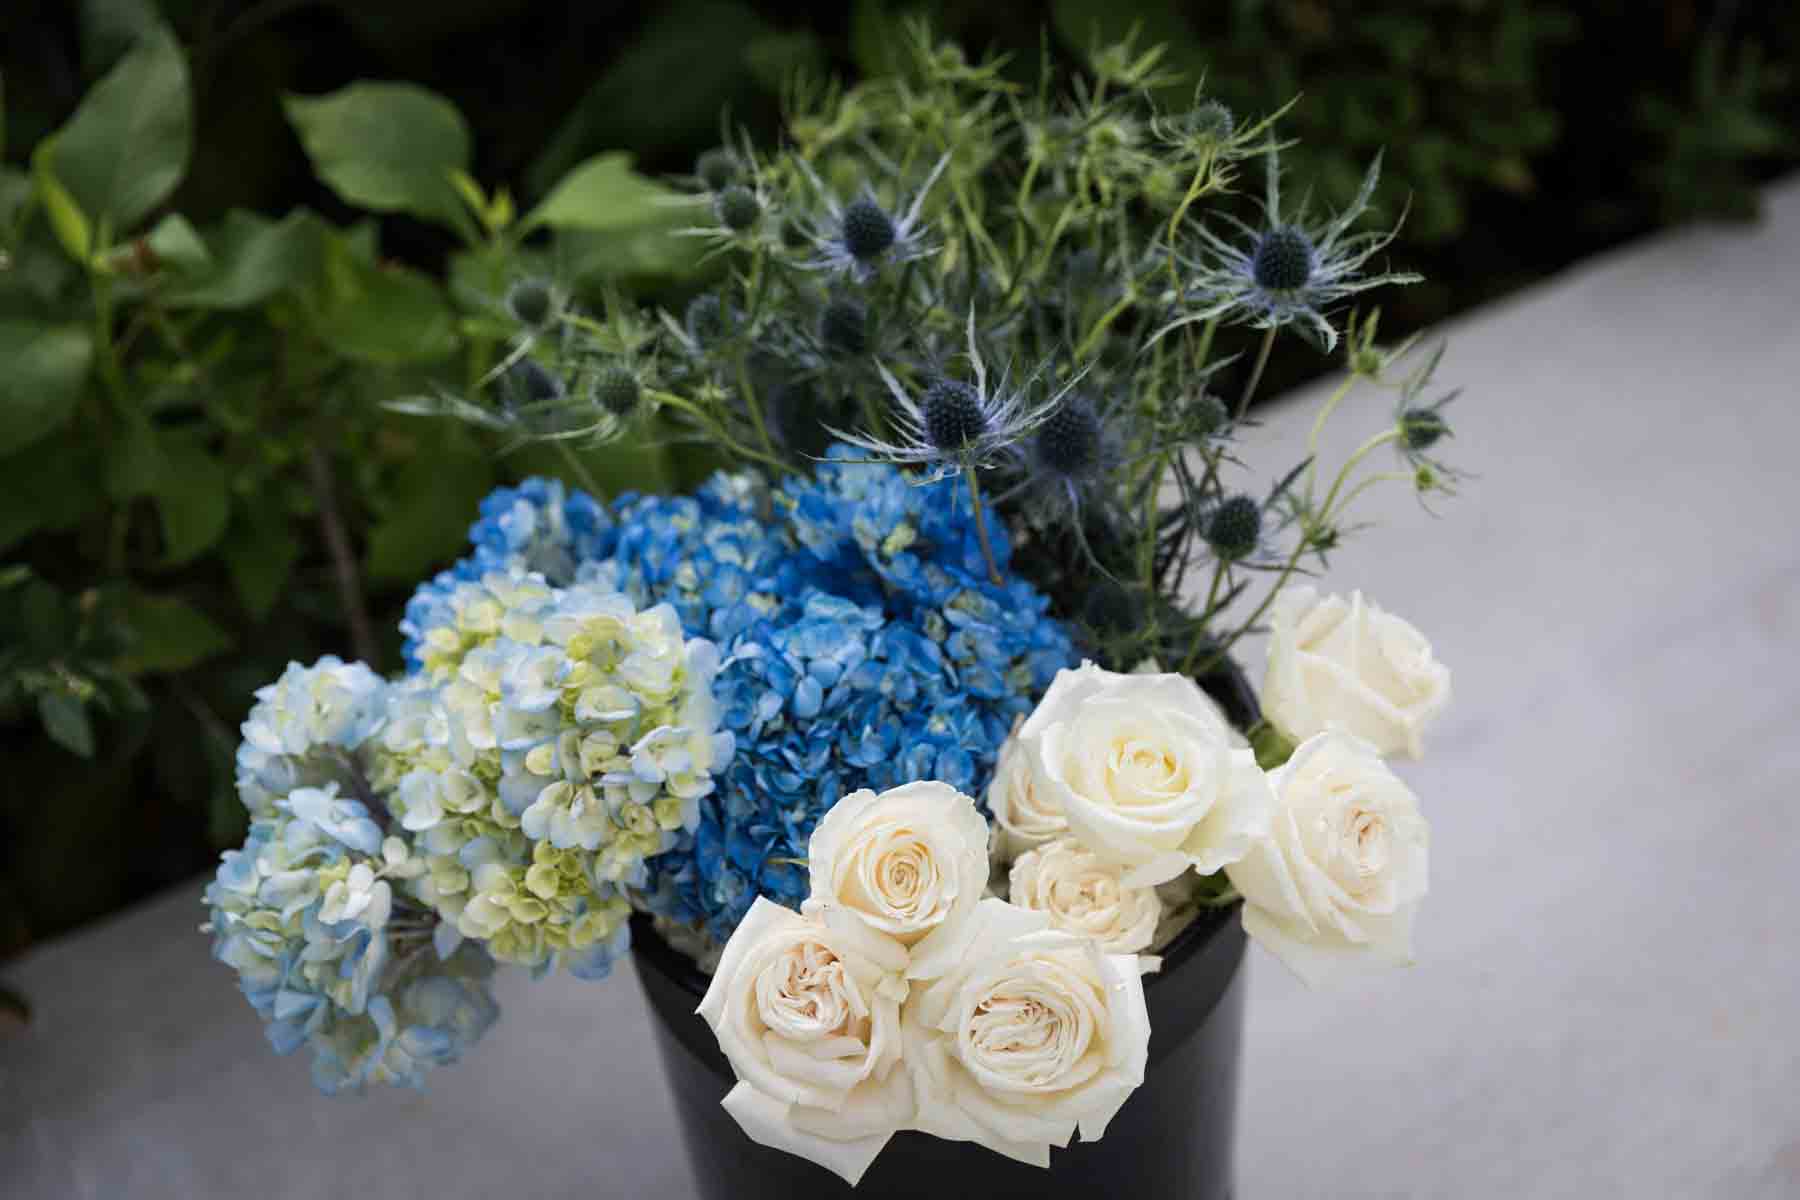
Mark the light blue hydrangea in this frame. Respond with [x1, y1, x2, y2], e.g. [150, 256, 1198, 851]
[234, 656, 387, 820]
[203, 785, 497, 1094]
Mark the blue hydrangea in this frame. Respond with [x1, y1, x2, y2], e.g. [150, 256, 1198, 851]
[469, 476, 612, 582]
[641, 455, 1077, 946]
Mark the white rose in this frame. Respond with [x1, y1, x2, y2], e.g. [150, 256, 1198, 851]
[1262, 587, 1451, 759]
[697, 897, 915, 1186]
[1018, 662, 1272, 887]
[987, 725, 1069, 861]
[903, 897, 1151, 1167]
[807, 781, 991, 979]
[1226, 731, 1430, 987]
[1007, 837, 1162, 954]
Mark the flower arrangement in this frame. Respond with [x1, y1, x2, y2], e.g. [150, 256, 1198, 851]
[202, 22, 1463, 1185]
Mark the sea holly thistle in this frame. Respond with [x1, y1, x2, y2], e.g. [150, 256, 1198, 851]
[425, 22, 1468, 684]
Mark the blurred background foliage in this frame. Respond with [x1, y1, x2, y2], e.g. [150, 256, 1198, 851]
[0, 0, 1794, 959]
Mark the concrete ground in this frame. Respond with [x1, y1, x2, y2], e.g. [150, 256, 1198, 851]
[4, 176, 1798, 1199]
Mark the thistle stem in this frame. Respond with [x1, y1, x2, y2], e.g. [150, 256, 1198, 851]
[965, 467, 1003, 586]
[1236, 325, 1278, 420]
[551, 438, 604, 498]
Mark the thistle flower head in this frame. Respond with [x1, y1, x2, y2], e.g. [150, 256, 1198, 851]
[1251, 226, 1316, 292]
[1188, 100, 1236, 144]
[1204, 493, 1263, 561]
[799, 155, 949, 282]
[683, 293, 732, 349]
[714, 184, 761, 232]
[1154, 144, 1421, 352]
[1400, 407, 1449, 451]
[819, 298, 869, 358]
[828, 311, 1080, 483]
[591, 365, 641, 417]
[1033, 397, 1104, 478]
[840, 199, 896, 260]
[695, 147, 739, 191]
[1389, 340, 1465, 503]
[504, 278, 557, 328]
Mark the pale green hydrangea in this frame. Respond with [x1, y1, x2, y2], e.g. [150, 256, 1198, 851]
[373, 571, 732, 978]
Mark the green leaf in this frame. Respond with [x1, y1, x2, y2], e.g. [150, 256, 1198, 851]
[282, 83, 474, 238]
[80, 0, 168, 77]
[366, 446, 495, 585]
[163, 209, 325, 309]
[37, 691, 96, 757]
[300, 237, 458, 364]
[30, 140, 94, 261]
[151, 431, 231, 565]
[523, 152, 683, 233]
[220, 497, 299, 619]
[48, 30, 190, 237]
[144, 212, 210, 273]
[556, 222, 705, 287]
[0, 437, 103, 551]
[117, 588, 233, 674]
[103, 413, 166, 500]
[0, 321, 94, 457]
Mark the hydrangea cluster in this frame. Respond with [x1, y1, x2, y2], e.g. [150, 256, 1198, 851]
[205, 659, 499, 1093]
[644, 452, 1078, 945]
[400, 478, 610, 667]
[234, 655, 387, 819]
[375, 568, 733, 979]
[390, 453, 1076, 949]
[578, 473, 832, 641]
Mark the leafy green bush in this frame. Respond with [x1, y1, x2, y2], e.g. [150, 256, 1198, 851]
[0, 15, 704, 951]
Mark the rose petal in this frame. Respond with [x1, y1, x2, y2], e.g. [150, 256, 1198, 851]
[721, 1082, 896, 1187]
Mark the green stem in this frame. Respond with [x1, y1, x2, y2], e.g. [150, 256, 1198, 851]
[91, 273, 127, 407]
[735, 353, 779, 466]
[1192, 313, 1220, 374]
[649, 390, 793, 476]
[551, 438, 604, 498]
[1073, 291, 1136, 362]
[1191, 429, 1405, 676]
[1236, 325, 1277, 420]
[1303, 374, 1357, 500]
[965, 468, 1002, 586]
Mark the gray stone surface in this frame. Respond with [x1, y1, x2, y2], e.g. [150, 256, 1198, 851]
[4, 176, 1798, 1199]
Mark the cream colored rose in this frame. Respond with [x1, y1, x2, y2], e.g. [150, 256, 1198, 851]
[697, 897, 914, 1185]
[1007, 837, 1162, 954]
[807, 781, 991, 979]
[903, 898, 1151, 1167]
[1226, 731, 1429, 987]
[987, 725, 1068, 861]
[1262, 587, 1451, 759]
[1017, 662, 1272, 887]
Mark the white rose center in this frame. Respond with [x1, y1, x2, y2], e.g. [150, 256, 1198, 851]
[843, 827, 947, 928]
[754, 939, 868, 1043]
[958, 958, 1103, 1093]
[1103, 734, 1190, 804]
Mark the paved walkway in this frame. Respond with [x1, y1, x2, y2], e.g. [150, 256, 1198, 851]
[4, 177, 1797, 1199]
